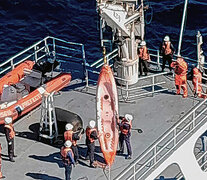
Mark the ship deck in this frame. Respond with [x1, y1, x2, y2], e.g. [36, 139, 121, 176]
[0, 73, 203, 180]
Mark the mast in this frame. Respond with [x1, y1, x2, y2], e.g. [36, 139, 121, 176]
[141, 0, 145, 40]
[177, 0, 188, 56]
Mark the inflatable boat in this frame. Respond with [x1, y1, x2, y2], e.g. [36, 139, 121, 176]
[0, 60, 71, 124]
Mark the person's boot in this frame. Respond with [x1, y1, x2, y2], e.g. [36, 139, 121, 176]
[116, 150, 123, 155]
[90, 162, 96, 168]
[85, 155, 89, 160]
[9, 158, 15, 162]
[0, 171, 6, 179]
[125, 155, 132, 159]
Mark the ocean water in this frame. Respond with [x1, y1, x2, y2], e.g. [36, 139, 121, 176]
[0, 0, 206, 63]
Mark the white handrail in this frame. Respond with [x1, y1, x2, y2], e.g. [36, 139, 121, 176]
[115, 99, 207, 180]
[90, 48, 118, 67]
[0, 36, 86, 77]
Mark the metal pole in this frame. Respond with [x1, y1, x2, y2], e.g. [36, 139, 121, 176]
[154, 148, 156, 164]
[85, 70, 89, 91]
[126, 81, 129, 100]
[100, 18, 103, 47]
[157, 50, 160, 69]
[177, 0, 188, 56]
[152, 76, 155, 96]
[197, 31, 201, 64]
[10, 59, 14, 70]
[141, 0, 145, 40]
[53, 37, 56, 53]
[34, 45, 38, 62]
[133, 165, 136, 180]
[82, 45, 87, 82]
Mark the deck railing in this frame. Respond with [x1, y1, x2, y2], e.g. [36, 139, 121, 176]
[114, 98, 207, 180]
[85, 47, 207, 102]
[0, 36, 86, 78]
[85, 68, 168, 102]
[115, 72, 168, 102]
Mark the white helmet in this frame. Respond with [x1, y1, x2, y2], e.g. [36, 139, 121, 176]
[65, 123, 73, 131]
[64, 140, 72, 148]
[140, 41, 146, 46]
[164, 36, 170, 42]
[89, 120, 96, 128]
[4, 117, 12, 124]
[125, 114, 133, 121]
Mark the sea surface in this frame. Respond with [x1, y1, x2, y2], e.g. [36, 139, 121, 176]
[0, 0, 206, 63]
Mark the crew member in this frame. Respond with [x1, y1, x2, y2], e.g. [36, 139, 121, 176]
[4, 117, 16, 162]
[60, 140, 75, 180]
[192, 66, 203, 98]
[86, 120, 98, 168]
[138, 41, 150, 76]
[160, 35, 175, 72]
[64, 123, 81, 164]
[171, 56, 188, 98]
[117, 114, 133, 159]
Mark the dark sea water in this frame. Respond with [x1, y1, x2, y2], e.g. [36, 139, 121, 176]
[0, 0, 206, 63]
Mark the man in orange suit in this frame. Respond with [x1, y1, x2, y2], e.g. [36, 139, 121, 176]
[171, 56, 188, 98]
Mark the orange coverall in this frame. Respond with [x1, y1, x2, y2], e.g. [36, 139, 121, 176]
[171, 57, 188, 98]
[193, 67, 204, 98]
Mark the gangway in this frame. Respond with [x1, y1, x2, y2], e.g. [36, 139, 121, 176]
[115, 98, 207, 180]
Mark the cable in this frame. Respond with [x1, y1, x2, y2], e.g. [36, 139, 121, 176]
[144, 0, 153, 25]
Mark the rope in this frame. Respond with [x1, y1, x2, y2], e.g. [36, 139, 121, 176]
[144, 0, 153, 25]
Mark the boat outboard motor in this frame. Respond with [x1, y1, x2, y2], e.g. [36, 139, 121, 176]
[33, 56, 59, 76]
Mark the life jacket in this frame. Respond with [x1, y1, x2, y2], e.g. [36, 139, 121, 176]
[120, 119, 132, 135]
[86, 127, 97, 143]
[139, 46, 150, 61]
[60, 147, 74, 164]
[4, 124, 15, 139]
[193, 67, 202, 95]
[64, 130, 77, 146]
[163, 42, 172, 55]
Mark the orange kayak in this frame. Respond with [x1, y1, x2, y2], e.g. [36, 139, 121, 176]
[96, 64, 119, 166]
[0, 61, 71, 124]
